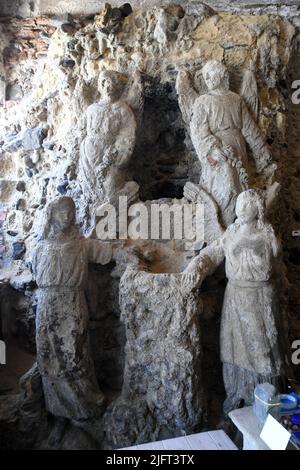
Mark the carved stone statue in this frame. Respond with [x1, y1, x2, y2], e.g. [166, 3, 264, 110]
[78, 69, 143, 211]
[176, 60, 275, 227]
[32, 197, 112, 447]
[185, 189, 284, 414]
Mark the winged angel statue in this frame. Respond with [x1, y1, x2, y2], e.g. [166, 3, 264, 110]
[176, 60, 276, 243]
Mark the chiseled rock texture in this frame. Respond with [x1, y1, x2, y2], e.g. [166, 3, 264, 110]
[103, 267, 203, 448]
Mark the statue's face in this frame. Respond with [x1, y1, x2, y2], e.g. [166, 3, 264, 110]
[236, 195, 258, 225]
[201, 61, 229, 91]
[99, 75, 118, 101]
[51, 203, 74, 233]
[203, 69, 223, 91]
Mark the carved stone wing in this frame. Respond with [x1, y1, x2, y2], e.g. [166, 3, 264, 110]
[184, 182, 225, 245]
[175, 70, 198, 129]
[240, 69, 259, 121]
[265, 181, 281, 216]
[123, 70, 144, 128]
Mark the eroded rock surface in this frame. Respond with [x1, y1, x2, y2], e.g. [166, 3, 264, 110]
[103, 267, 203, 448]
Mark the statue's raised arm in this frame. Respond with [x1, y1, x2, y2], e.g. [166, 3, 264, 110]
[176, 69, 199, 130]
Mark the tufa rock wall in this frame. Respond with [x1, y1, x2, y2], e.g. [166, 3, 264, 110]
[0, 3, 299, 448]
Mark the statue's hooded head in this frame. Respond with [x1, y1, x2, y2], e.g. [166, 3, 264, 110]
[98, 70, 124, 102]
[202, 60, 229, 91]
[42, 197, 78, 239]
[235, 189, 265, 227]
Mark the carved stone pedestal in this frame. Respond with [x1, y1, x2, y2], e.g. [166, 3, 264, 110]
[103, 267, 204, 448]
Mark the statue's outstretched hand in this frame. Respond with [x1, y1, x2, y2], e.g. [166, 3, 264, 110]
[181, 271, 201, 290]
[183, 253, 213, 285]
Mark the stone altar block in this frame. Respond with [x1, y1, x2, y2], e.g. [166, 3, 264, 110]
[103, 266, 204, 448]
[229, 406, 270, 450]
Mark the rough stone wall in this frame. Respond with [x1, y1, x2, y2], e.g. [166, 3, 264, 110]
[1, 1, 300, 20]
[0, 2, 299, 441]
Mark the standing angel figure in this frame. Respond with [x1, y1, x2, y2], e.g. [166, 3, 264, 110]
[79, 69, 143, 209]
[176, 60, 275, 228]
[32, 197, 113, 446]
[185, 189, 284, 414]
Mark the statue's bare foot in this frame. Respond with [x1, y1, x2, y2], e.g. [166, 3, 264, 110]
[48, 417, 67, 449]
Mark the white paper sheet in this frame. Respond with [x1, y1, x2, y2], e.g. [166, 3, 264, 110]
[260, 414, 291, 450]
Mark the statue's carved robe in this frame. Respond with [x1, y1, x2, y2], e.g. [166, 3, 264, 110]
[32, 237, 112, 420]
[195, 222, 283, 412]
